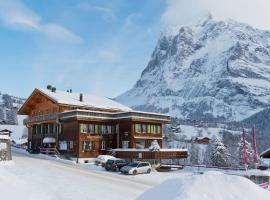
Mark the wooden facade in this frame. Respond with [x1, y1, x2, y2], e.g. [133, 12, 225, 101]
[18, 88, 187, 163]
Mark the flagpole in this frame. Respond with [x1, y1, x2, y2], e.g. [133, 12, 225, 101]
[252, 127, 258, 168]
[242, 128, 248, 170]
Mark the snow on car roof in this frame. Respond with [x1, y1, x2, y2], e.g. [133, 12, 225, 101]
[38, 88, 132, 112]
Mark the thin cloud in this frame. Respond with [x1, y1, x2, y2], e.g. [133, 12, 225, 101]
[162, 0, 270, 31]
[0, 0, 82, 43]
[77, 3, 117, 22]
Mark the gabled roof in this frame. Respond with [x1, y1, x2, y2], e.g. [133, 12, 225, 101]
[18, 88, 132, 115]
[260, 148, 270, 158]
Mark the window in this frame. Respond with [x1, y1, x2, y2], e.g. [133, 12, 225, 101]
[48, 123, 54, 134]
[122, 141, 129, 149]
[142, 124, 147, 133]
[153, 125, 157, 134]
[157, 125, 161, 134]
[53, 123, 57, 133]
[80, 124, 88, 133]
[32, 125, 36, 135]
[135, 124, 141, 133]
[101, 125, 107, 134]
[147, 124, 151, 134]
[136, 140, 145, 149]
[67, 141, 73, 150]
[101, 141, 106, 150]
[94, 125, 99, 134]
[107, 125, 112, 134]
[89, 124, 94, 133]
[83, 141, 92, 152]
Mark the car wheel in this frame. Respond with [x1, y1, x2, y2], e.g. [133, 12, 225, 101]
[105, 167, 109, 171]
[133, 170, 137, 175]
[147, 169, 151, 174]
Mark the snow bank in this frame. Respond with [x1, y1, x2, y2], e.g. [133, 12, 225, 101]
[137, 172, 270, 200]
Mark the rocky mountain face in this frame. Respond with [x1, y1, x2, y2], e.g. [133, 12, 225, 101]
[116, 17, 270, 123]
[0, 92, 25, 125]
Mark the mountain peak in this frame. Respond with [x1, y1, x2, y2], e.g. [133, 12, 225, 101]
[116, 19, 270, 122]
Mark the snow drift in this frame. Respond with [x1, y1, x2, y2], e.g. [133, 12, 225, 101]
[137, 172, 270, 200]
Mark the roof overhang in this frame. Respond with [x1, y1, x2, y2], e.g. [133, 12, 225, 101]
[18, 88, 58, 115]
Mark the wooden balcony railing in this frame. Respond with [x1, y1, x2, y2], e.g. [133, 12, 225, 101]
[23, 113, 58, 125]
[59, 110, 170, 122]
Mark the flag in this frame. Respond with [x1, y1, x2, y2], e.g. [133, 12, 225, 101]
[252, 127, 258, 164]
[242, 128, 247, 166]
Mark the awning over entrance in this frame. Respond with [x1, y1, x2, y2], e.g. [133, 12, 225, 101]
[43, 137, 56, 144]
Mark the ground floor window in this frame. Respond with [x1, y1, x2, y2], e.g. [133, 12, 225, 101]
[67, 141, 73, 150]
[136, 140, 145, 149]
[122, 141, 129, 149]
[59, 141, 74, 150]
[83, 141, 92, 152]
[101, 141, 106, 150]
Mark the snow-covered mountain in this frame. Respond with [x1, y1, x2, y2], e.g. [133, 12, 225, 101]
[116, 16, 270, 122]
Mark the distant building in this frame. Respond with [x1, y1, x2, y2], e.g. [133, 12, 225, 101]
[0, 134, 12, 161]
[18, 88, 188, 163]
[194, 136, 211, 145]
[0, 129, 12, 137]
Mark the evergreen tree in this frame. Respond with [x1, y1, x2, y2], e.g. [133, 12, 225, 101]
[237, 138, 254, 168]
[210, 138, 231, 167]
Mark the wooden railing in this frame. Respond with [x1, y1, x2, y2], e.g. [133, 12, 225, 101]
[59, 110, 170, 122]
[39, 147, 60, 156]
[24, 113, 58, 125]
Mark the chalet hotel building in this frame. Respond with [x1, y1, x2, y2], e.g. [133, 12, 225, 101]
[18, 86, 187, 163]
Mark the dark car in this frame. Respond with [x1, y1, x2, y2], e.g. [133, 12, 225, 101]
[105, 159, 128, 172]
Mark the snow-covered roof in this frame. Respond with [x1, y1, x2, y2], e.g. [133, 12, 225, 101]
[0, 135, 10, 140]
[260, 148, 270, 157]
[14, 138, 28, 145]
[38, 88, 132, 112]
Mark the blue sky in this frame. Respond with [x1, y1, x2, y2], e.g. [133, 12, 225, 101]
[0, 0, 165, 98]
[2, 0, 269, 98]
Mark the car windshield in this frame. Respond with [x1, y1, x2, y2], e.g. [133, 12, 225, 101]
[127, 162, 139, 167]
[107, 160, 115, 164]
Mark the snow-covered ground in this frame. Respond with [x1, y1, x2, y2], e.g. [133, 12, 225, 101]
[138, 171, 270, 200]
[1, 149, 269, 200]
[0, 149, 155, 200]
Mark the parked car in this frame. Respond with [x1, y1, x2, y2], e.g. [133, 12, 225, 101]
[105, 159, 128, 172]
[120, 161, 151, 175]
[95, 155, 116, 167]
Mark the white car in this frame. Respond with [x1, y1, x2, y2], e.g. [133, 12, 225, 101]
[95, 155, 116, 167]
[120, 161, 151, 175]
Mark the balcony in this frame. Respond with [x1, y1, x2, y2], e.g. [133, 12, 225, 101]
[23, 113, 59, 125]
[59, 109, 170, 122]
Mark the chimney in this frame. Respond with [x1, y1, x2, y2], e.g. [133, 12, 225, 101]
[47, 85, 52, 90]
[51, 87, 56, 93]
[79, 93, 83, 102]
